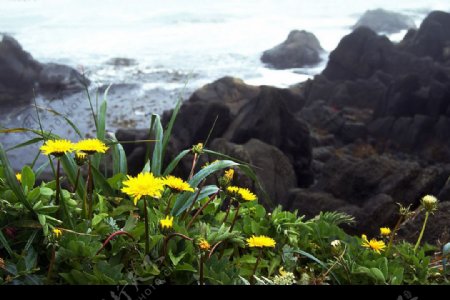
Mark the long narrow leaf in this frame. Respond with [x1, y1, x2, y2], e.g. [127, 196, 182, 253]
[91, 164, 115, 196]
[0, 143, 35, 214]
[0, 230, 13, 257]
[163, 149, 190, 176]
[161, 98, 182, 164]
[6, 137, 43, 152]
[35, 106, 83, 138]
[171, 185, 219, 216]
[109, 133, 127, 176]
[171, 160, 239, 216]
[60, 154, 85, 200]
[150, 114, 163, 176]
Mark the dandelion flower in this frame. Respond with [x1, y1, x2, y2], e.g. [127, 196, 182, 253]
[361, 234, 386, 254]
[121, 172, 165, 205]
[53, 228, 62, 238]
[164, 175, 194, 193]
[15, 173, 22, 182]
[246, 235, 276, 248]
[159, 215, 174, 230]
[224, 169, 234, 181]
[198, 239, 211, 251]
[74, 138, 108, 154]
[227, 186, 257, 202]
[40, 139, 74, 157]
[380, 227, 391, 237]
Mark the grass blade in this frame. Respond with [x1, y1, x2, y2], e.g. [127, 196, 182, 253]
[171, 185, 219, 216]
[150, 114, 163, 176]
[0, 230, 13, 257]
[161, 98, 182, 164]
[163, 149, 190, 176]
[6, 137, 44, 152]
[91, 164, 115, 196]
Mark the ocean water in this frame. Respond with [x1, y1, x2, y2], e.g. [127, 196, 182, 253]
[0, 0, 449, 169]
[1, 0, 449, 88]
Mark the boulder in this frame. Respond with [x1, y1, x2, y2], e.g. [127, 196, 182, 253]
[261, 30, 324, 69]
[211, 138, 297, 207]
[38, 63, 90, 95]
[188, 76, 260, 116]
[0, 34, 41, 105]
[399, 11, 450, 62]
[352, 8, 416, 34]
[0, 34, 90, 105]
[224, 86, 313, 186]
[398, 201, 450, 244]
[321, 26, 445, 82]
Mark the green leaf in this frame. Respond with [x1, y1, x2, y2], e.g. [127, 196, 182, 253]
[171, 185, 219, 217]
[60, 154, 86, 200]
[21, 166, 35, 191]
[163, 149, 190, 176]
[39, 187, 54, 197]
[175, 263, 197, 272]
[92, 213, 109, 226]
[168, 249, 187, 266]
[109, 132, 127, 176]
[91, 164, 115, 196]
[161, 98, 182, 164]
[24, 247, 38, 271]
[6, 137, 43, 152]
[0, 230, 14, 257]
[369, 267, 386, 283]
[150, 114, 163, 176]
[0, 143, 35, 214]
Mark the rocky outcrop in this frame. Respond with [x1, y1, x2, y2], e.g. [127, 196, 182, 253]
[261, 30, 324, 69]
[0, 34, 41, 105]
[211, 138, 297, 207]
[352, 9, 416, 34]
[399, 11, 450, 63]
[0, 34, 90, 105]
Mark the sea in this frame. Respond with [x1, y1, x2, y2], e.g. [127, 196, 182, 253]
[0, 0, 449, 169]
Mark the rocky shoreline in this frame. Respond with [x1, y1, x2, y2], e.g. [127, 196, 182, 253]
[118, 10, 450, 243]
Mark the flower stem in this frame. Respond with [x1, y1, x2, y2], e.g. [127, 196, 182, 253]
[386, 215, 404, 256]
[414, 211, 430, 252]
[87, 157, 94, 220]
[73, 167, 81, 194]
[46, 245, 56, 282]
[189, 153, 198, 180]
[143, 197, 150, 254]
[165, 194, 174, 215]
[250, 249, 263, 285]
[229, 202, 240, 232]
[55, 159, 61, 206]
[222, 200, 232, 223]
[187, 192, 218, 229]
[199, 253, 205, 285]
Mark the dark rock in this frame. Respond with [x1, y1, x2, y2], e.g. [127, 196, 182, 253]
[261, 30, 324, 69]
[322, 26, 445, 82]
[211, 138, 297, 207]
[0, 34, 41, 105]
[188, 76, 260, 116]
[224, 86, 312, 186]
[0, 34, 90, 105]
[352, 8, 416, 34]
[399, 11, 450, 62]
[38, 63, 90, 95]
[340, 122, 367, 143]
[398, 201, 450, 244]
[105, 57, 138, 67]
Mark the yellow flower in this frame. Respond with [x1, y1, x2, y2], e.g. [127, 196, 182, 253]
[198, 239, 211, 251]
[227, 186, 257, 202]
[192, 143, 204, 154]
[164, 175, 194, 193]
[40, 139, 74, 156]
[121, 172, 165, 205]
[246, 235, 276, 248]
[238, 187, 257, 201]
[224, 169, 234, 181]
[15, 173, 22, 182]
[380, 227, 391, 237]
[159, 215, 174, 230]
[74, 151, 88, 166]
[53, 228, 62, 238]
[361, 234, 386, 254]
[74, 138, 109, 154]
[421, 195, 438, 212]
